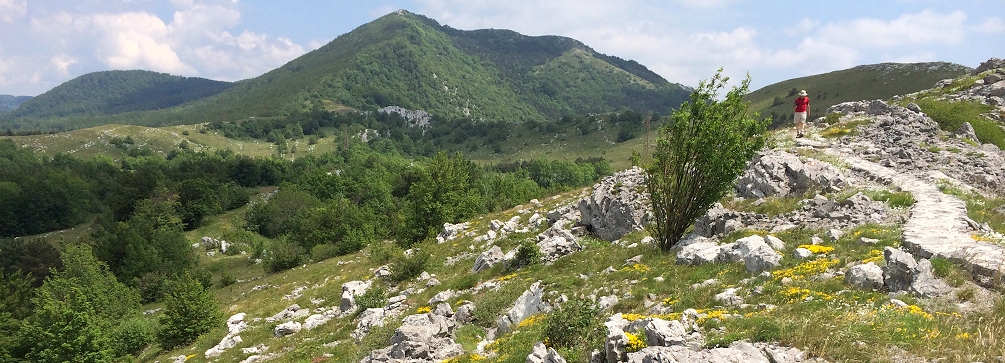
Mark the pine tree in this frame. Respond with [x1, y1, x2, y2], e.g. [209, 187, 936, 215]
[158, 272, 222, 349]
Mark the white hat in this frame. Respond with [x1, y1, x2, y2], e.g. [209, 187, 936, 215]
[798, 90, 808, 96]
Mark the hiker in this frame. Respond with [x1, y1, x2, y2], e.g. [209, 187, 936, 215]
[794, 90, 809, 137]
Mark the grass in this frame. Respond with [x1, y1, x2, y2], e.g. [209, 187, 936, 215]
[864, 189, 917, 209]
[819, 118, 872, 139]
[914, 98, 1004, 149]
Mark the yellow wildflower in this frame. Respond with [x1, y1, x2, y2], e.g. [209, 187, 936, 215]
[797, 244, 835, 254]
[417, 306, 432, 314]
[862, 249, 883, 264]
[518, 314, 544, 328]
[622, 313, 646, 322]
[956, 332, 971, 339]
[625, 332, 647, 353]
[619, 263, 651, 273]
[497, 273, 518, 282]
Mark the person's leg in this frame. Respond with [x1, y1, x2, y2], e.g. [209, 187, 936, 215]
[794, 112, 806, 136]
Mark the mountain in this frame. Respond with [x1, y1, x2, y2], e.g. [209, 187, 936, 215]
[1, 70, 234, 130]
[0, 10, 690, 132]
[0, 95, 31, 112]
[745, 62, 971, 128]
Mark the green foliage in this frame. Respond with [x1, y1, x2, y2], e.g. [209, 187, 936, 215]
[157, 272, 222, 349]
[217, 271, 236, 288]
[263, 237, 303, 274]
[245, 188, 320, 238]
[542, 298, 604, 350]
[401, 151, 482, 245]
[508, 240, 542, 271]
[0, 140, 93, 237]
[110, 316, 158, 357]
[0, 237, 62, 286]
[21, 244, 142, 363]
[647, 70, 768, 250]
[355, 285, 388, 312]
[292, 197, 375, 255]
[387, 250, 431, 283]
[914, 98, 1004, 149]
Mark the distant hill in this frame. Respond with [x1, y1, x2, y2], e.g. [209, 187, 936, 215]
[0, 95, 31, 112]
[1, 70, 234, 130]
[1, 10, 690, 132]
[745, 62, 971, 128]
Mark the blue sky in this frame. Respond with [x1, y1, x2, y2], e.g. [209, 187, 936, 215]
[0, 0, 1002, 96]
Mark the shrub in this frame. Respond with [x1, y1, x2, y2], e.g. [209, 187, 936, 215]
[647, 70, 768, 250]
[310, 243, 341, 262]
[543, 298, 604, 349]
[388, 250, 430, 283]
[355, 285, 388, 313]
[158, 272, 222, 349]
[865, 190, 916, 208]
[110, 316, 158, 357]
[217, 272, 236, 288]
[264, 237, 303, 274]
[508, 240, 541, 271]
[368, 241, 403, 265]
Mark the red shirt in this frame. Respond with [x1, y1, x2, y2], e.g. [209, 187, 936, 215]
[794, 97, 809, 112]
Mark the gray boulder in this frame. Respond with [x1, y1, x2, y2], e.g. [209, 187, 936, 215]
[454, 302, 476, 324]
[735, 151, 847, 199]
[273, 321, 301, 337]
[882, 247, 953, 298]
[845, 262, 884, 290]
[578, 167, 650, 241]
[605, 326, 629, 363]
[643, 318, 688, 347]
[472, 246, 505, 273]
[714, 288, 744, 306]
[736, 236, 781, 273]
[955, 122, 980, 143]
[793, 248, 813, 260]
[527, 341, 568, 363]
[972, 57, 1005, 75]
[351, 308, 388, 341]
[676, 240, 721, 265]
[497, 281, 551, 334]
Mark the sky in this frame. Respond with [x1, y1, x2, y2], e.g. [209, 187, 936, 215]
[0, 0, 1002, 96]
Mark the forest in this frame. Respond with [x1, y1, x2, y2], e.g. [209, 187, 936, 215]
[0, 131, 610, 361]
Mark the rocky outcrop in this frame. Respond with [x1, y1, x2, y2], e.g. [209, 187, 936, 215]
[205, 313, 247, 357]
[360, 309, 464, 363]
[735, 151, 847, 199]
[340, 280, 373, 315]
[675, 235, 782, 273]
[578, 167, 651, 241]
[472, 246, 505, 273]
[274, 321, 301, 337]
[379, 106, 431, 128]
[496, 281, 551, 335]
[436, 222, 470, 244]
[882, 247, 953, 298]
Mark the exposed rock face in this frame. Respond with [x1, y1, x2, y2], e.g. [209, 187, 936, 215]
[361, 311, 464, 363]
[735, 151, 847, 199]
[882, 247, 953, 298]
[955, 122, 979, 143]
[379, 106, 431, 128]
[694, 203, 767, 238]
[436, 222, 469, 243]
[677, 235, 780, 273]
[496, 281, 551, 334]
[205, 313, 247, 357]
[472, 246, 505, 273]
[971, 58, 1005, 75]
[626, 341, 824, 363]
[845, 262, 884, 290]
[578, 167, 651, 241]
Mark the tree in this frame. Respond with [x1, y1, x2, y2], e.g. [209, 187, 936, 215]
[401, 151, 481, 245]
[158, 272, 222, 349]
[20, 244, 142, 363]
[646, 70, 767, 251]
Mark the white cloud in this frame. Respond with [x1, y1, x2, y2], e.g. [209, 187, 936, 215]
[0, 0, 26, 23]
[90, 12, 194, 74]
[973, 17, 1005, 34]
[50, 54, 76, 75]
[817, 10, 966, 48]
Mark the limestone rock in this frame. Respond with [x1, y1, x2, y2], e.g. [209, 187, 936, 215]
[676, 240, 720, 265]
[955, 122, 980, 143]
[351, 308, 387, 342]
[793, 248, 813, 260]
[714, 288, 744, 306]
[643, 318, 688, 347]
[527, 341, 568, 363]
[340, 280, 372, 314]
[274, 321, 302, 337]
[972, 57, 1005, 75]
[497, 281, 550, 334]
[472, 246, 505, 273]
[436, 222, 469, 243]
[845, 262, 884, 290]
[882, 247, 953, 298]
[735, 150, 847, 199]
[577, 167, 650, 241]
[455, 302, 476, 324]
[910, 259, 954, 298]
[303, 313, 330, 331]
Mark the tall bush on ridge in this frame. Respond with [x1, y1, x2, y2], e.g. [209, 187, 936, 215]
[157, 272, 222, 349]
[647, 69, 767, 251]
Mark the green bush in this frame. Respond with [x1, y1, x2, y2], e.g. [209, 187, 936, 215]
[217, 272, 236, 288]
[508, 240, 541, 271]
[647, 70, 767, 250]
[369, 242, 403, 265]
[264, 237, 303, 274]
[543, 298, 604, 349]
[916, 98, 1003, 149]
[158, 272, 222, 349]
[310, 243, 342, 262]
[354, 285, 388, 313]
[865, 190, 916, 208]
[388, 250, 430, 283]
[110, 316, 158, 357]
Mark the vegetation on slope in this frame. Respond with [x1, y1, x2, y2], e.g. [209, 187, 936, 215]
[0, 95, 31, 112]
[745, 62, 970, 129]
